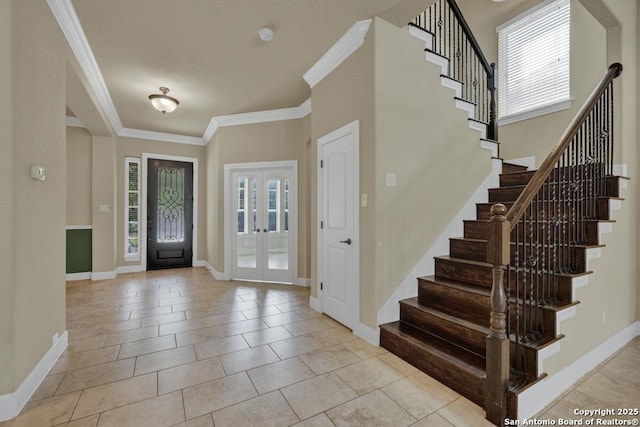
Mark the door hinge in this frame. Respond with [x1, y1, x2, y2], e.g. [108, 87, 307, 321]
[320, 282, 323, 291]
[320, 160, 323, 168]
[320, 221, 324, 230]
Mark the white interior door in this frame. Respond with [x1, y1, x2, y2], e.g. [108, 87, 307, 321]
[319, 121, 359, 329]
[231, 165, 296, 283]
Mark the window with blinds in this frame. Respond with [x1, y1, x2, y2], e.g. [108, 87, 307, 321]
[497, 0, 570, 123]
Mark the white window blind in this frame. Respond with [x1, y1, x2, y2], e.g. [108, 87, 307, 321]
[498, 0, 570, 119]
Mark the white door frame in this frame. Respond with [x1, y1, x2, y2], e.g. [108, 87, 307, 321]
[317, 120, 360, 329]
[224, 160, 298, 284]
[140, 153, 199, 271]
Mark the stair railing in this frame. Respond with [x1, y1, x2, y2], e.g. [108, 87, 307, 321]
[485, 63, 623, 424]
[412, 0, 498, 140]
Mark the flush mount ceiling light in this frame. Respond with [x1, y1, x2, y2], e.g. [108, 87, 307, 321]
[258, 27, 274, 41]
[148, 87, 179, 114]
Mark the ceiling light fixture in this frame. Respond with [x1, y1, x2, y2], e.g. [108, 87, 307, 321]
[258, 27, 274, 42]
[148, 87, 179, 114]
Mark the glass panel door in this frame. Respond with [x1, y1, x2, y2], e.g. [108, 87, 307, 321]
[231, 166, 294, 283]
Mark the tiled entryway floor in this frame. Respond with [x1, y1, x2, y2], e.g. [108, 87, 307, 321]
[1, 267, 638, 426]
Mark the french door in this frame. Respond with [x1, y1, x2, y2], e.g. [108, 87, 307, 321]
[229, 164, 296, 283]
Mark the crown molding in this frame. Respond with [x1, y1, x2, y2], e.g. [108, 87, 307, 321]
[49, 0, 313, 147]
[48, 0, 123, 133]
[119, 128, 206, 146]
[202, 98, 311, 144]
[65, 116, 85, 128]
[303, 19, 372, 88]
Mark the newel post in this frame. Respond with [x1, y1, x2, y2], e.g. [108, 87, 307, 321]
[485, 203, 511, 425]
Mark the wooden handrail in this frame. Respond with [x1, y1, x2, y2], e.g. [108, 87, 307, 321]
[505, 63, 623, 227]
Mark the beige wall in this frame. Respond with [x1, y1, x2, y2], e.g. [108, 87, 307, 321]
[67, 127, 92, 226]
[115, 137, 208, 267]
[92, 136, 117, 273]
[310, 22, 376, 317]
[310, 18, 493, 329]
[0, 0, 67, 394]
[373, 18, 493, 324]
[205, 119, 310, 279]
[459, 0, 638, 375]
[0, 0, 14, 396]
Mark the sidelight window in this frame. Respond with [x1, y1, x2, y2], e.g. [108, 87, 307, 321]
[124, 157, 141, 261]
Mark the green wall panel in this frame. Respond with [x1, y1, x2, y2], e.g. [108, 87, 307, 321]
[66, 229, 92, 273]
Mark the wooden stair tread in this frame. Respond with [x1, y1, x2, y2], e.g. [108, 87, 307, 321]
[420, 275, 491, 297]
[380, 322, 486, 375]
[402, 297, 490, 335]
[435, 255, 492, 268]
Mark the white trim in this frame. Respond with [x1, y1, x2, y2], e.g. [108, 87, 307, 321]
[141, 153, 199, 272]
[377, 158, 502, 325]
[65, 225, 92, 230]
[304, 20, 372, 88]
[119, 128, 205, 146]
[296, 278, 311, 287]
[117, 264, 145, 274]
[203, 261, 230, 281]
[354, 323, 380, 347]
[498, 99, 573, 126]
[408, 24, 434, 51]
[317, 120, 360, 331]
[91, 269, 118, 280]
[425, 51, 449, 75]
[66, 272, 91, 281]
[65, 115, 85, 128]
[123, 254, 140, 262]
[223, 161, 299, 284]
[309, 295, 322, 313]
[192, 260, 207, 268]
[47, 0, 122, 133]
[0, 331, 68, 422]
[517, 321, 640, 421]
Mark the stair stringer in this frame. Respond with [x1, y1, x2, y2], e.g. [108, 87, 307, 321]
[377, 157, 501, 325]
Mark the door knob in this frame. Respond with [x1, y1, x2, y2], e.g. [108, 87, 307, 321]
[340, 238, 352, 245]
[263, 228, 268, 233]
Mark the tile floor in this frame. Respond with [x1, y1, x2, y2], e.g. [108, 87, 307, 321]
[1, 267, 638, 427]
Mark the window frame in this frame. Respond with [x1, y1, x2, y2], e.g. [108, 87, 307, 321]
[497, 0, 572, 126]
[124, 157, 141, 261]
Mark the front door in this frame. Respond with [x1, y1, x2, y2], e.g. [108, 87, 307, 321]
[231, 166, 296, 283]
[147, 159, 194, 270]
[319, 121, 358, 328]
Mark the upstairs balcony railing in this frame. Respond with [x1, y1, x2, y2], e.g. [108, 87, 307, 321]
[412, 0, 497, 140]
[485, 63, 623, 424]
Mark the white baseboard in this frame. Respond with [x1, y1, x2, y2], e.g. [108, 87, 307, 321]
[117, 264, 145, 274]
[91, 269, 118, 280]
[354, 322, 380, 346]
[0, 331, 68, 422]
[65, 272, 91, 281]
[203, 261, 229, 281]
[296, 278, 311, 287]
[192, 260, 207, 268]
[309, 296, 321, 313]
[517, 321, 640, 420]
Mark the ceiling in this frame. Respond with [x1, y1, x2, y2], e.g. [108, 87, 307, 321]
[64, 0, 428, 141]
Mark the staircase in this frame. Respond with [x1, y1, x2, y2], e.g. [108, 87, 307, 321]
[376, 1, 625, 423]
[380, 160, 626, 414]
